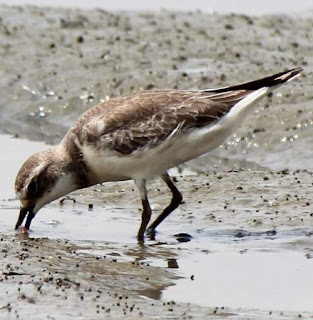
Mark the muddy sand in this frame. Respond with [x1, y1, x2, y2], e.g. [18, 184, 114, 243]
[0, 5, 313, 319]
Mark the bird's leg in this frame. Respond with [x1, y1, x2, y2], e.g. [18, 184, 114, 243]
[147, 172, 183, 237]
[135, 179, 152, 242]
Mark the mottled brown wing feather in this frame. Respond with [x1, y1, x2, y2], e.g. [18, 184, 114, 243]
[71, 89, 251, 155]
[68, 68, 302, 155]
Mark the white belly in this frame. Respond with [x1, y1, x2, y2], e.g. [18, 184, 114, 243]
[82, 87, 268, 183]
[82, 116, 244, 183]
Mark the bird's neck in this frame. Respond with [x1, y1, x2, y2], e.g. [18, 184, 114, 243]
[57, 142, 91, 191]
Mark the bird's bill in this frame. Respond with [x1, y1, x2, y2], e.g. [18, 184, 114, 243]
[15, 207, 35, 230]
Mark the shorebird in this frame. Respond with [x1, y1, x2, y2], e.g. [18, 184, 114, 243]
[15, 68, 302, 241]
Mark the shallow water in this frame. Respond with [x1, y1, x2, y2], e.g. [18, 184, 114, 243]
[164, 251, 313, 312]
[1, 5, 313, 319]
[2, 133, 313, 316]
[0, 135, 46, 199]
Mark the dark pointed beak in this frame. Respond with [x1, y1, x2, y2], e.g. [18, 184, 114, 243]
[15, 207, 35, 230]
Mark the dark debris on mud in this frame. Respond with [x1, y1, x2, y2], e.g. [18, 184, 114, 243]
[0, 234, 198, 319]
[1, 4, 313, 319]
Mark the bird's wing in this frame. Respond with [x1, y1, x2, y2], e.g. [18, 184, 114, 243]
[69, 68, 302, 155]
[70, 89, 250, 155]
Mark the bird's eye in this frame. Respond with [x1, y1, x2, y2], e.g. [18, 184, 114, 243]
[27, 180, 38, 196]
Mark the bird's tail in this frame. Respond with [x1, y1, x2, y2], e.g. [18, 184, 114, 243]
[205, 67, 303, 93]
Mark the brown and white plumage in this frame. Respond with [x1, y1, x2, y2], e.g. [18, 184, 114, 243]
[15, 68, 302, 241]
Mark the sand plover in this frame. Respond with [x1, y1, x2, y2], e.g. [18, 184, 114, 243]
[15, 68, 302, 241]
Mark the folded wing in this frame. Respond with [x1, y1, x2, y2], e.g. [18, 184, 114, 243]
[70, 68, 301, 155]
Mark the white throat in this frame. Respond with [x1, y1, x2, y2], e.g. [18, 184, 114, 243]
[33, 173, 76, 213]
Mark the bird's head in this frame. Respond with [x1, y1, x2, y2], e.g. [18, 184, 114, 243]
[14, 147, 77, 231]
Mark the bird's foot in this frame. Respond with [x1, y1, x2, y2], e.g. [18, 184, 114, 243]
[145, 228, 156, 241]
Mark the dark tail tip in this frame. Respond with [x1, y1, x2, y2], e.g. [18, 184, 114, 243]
[274, 67, 303, 84]
[209, 67, 303, 93]
[238, 67, 303, 90]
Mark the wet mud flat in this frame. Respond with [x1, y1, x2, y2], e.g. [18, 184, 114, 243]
[0, 4, 311, 154]
[2, 139, 313, 319]
[1, 4, 313, 320]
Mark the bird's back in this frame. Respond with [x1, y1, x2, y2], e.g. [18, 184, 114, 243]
[66, 89, 250, 154]
[64, 68, 301, 159]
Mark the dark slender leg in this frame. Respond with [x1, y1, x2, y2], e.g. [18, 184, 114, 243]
[147, 172, 183, 235]
[135, 179, 152, 242]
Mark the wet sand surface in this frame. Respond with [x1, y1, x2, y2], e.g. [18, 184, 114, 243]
[2, 143, 313, 319]
[1, 4, 313, 319]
